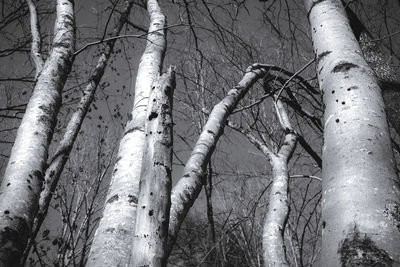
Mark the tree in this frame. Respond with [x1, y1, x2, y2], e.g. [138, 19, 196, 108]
[1, 0, 400, 266]
[131, 67, 175, 267]
[86, 0, 167, 265]
[0, 0, 75, 264]
[303, 0, 400, 265]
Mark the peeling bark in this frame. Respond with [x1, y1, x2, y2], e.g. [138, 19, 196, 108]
[0, 0, 75, 265]
[304, 0, 400, 265]
[131, 67, 175, 267]
[86, 1, 166, 266]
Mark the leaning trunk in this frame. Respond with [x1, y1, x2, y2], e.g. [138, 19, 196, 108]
[0, 1, 75, 265]
[167, 65, 269, 256]
[304, 0, 400, 265]
[86, 0, 166, 266]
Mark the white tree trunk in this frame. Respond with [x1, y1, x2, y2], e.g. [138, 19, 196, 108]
[23, 1, 134, 262]
[131, 67, 175, 267]
[304, 0, 400, 265]
[228, 99, 297, 267]
[167, 64, 270, 256]
[0, 1, 75, 265]
[345, 4, 400, 135]
[86, 1, 166, 266]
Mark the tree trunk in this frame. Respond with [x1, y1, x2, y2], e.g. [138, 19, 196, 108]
[304, 0, 400, 265]
[131, 67, 175, 267]
[262, 156, 291, 267]
[23, 1, 134, 263]
[344, 2, 400, 135]
[203, 163, 217, 266]
[228, 99, 297, 267]
[167, 64, 270, 256]
[86, 1, 166, 266]
[0, 1, 75, 265]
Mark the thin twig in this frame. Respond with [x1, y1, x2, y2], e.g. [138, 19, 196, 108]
[290, 174, 322, 182]
[275, 58, 315, 103]
[74, 24, 184, 56]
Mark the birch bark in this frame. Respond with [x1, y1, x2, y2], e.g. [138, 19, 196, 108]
[304, 0, 400, 265]
[86, 1, 166, 266]
[23, 1, 134, 262]
[167, 64, 270, 256]
[228, 99, 297, 267]
[344, 3, 400, 135]
[0, 1, 75, 265]
[131, 67, 175, 267]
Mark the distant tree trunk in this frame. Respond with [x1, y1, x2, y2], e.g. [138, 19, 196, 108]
[203, 162, 217, 266]
[131, 67, 175, 267]
[304, 0, 400, 265]
[197, 64, 217, 267]
[86, 0, 166, 266]
[22, 1, 134, 263]
[0, 0, 75, 265]
[228, 99, 297, 267]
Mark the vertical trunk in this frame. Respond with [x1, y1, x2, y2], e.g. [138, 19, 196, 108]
[86, 1, 166, 266]
[167, 65, 269, 256]
[131, 67, 175, 267]
[304, 0, 400, 265]
[23, 1, 134, 262]
[262, 156, 291, 267]
[229, 99, 297, 267]
[0, 1, 75, 265]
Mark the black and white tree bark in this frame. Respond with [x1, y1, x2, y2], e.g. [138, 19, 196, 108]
[304, 0, 400, 265]
[344, 1, 400, 135]
[86, 0, 167, 266]
[22, 1, 135, 262]
[167, 64, 271, 256]
[228, 98, 297, 267]
[131, 67, 175, 267]
[0, 0, 75, 265]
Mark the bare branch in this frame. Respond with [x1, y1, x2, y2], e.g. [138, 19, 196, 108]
[26, 0, 44, 78]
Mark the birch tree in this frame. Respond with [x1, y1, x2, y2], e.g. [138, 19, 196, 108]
[0, 0, 75, 265]
[228, 97, 298, 266]
[304, 0, 400, 265]
[168, 64, 272, 256]
[131, 67, 175, 267]
[22, 1, 135, 262]
[86, 0, 167, 265]
[344, 1, 400, 135]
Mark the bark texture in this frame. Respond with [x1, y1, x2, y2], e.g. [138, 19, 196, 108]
[228, 99, 297, 267]
[0, 1, 75, 265]
[131, 67, 175, 267]
[345, 2, 400, 135]
[23, 1, 134, 261]
[167, 64, 270, 255]
[86, 1, 166, 266]
[304, 0, 400, 265]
